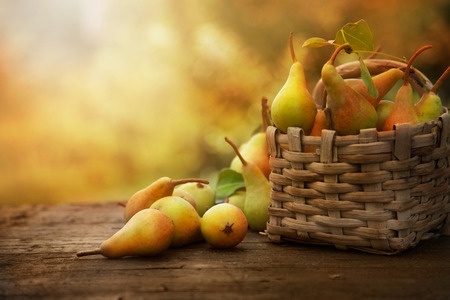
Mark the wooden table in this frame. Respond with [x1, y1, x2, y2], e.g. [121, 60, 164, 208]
[1, 202, 449, 299]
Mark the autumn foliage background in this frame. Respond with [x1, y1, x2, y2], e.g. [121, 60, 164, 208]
[1, 0, 450, 205]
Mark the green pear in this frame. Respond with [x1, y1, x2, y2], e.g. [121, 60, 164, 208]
[321, 45, 378, 135]
[270, 32, 317, 134]
[225, 137, 271, 232]
[124, 177, 209, 222]
[415, 66, 449, 122]
[150, 196, 203, 247]
[225, 189, 246, 211]
[175, 182, 216, 217]
[76, 208, 174, 258]
[382, 45, 432, 131]
[375, 100, 394, 131]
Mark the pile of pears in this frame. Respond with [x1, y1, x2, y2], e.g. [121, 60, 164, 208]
[271, 33, 450, 137]
[77, 177, 219, 258]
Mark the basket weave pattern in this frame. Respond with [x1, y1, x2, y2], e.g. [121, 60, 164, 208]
[266, 113, 450, 254]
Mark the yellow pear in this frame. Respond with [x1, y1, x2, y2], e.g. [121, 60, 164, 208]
[225, 137, 271, 232]
[124, 177, 208, 222]
[76, 208, 174, 258]
[150, 196, 203, 247]
[415, 66, 449, 122]
[229, 132, 270, 179]
[375, 100, 394, 131]
[270, 32, 317, 134]
[175, 182, 216, 217]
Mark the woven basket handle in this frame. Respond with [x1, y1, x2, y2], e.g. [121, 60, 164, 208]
[312, 59, 434, 109]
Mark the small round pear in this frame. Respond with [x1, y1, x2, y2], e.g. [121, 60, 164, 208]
[201, 203, 248, 249]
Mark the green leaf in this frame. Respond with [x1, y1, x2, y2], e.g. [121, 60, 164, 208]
[302, 37, 333, 48]
[334, 19, 374, 52]
[359, 57, 378, 99]
[215, 168, 245, 199]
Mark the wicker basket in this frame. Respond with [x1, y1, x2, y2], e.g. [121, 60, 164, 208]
[266, 60, 450, 255]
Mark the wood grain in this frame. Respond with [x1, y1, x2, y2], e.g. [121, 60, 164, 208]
[1, 203, 449, 299]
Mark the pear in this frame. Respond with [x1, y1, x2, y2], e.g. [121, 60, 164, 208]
[175, 182, 216, 217]
[172, 189, 197, 209]
[231, 98, 271, 178]
[345, 67, 404, 107]
[382, 45, 432, 131]
[229, 132, 270, 179]
[150, 196, 203, 247]
[321, 45, 378, 135]
[270, 32, 317, 134]
[304, 108, 330, 153]
[375, 100, 394, 131]
[76, 208, 174, 258]
[415, 66, 449, 122]
[124, 177, 209, 222]
[225, 137, 271, 232]
[225, 189, 246, 211]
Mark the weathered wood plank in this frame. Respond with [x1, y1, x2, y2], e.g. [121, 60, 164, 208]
[0, 203, 449, 299]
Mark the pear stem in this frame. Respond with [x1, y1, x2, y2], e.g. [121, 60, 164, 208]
[76, 249, 102, 257]
[329, 43, 351, 65]
[403, 45, 433, 83]
[431, 66, 450, 94]
[289, 32, 297, 63]
[170, 178, 209, 188]
[261, 97, 272, 130]
[225, 137, 247, 166]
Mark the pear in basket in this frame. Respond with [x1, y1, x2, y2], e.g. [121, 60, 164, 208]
[382, 45, 432, 131]
[271, 32, 317, 134]
[415, 66, 449, 123]
[345, 67, 404, 107]
[321, 44, 378, 135]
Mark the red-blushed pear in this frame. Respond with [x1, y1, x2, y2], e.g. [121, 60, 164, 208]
[382, 45, 432, 131]
[201, 203, 248, 249]
[225, 137, 271, 232]
[174, 182, 215, 217]
[375, 100, 394, 131]
[76, 208, 174, 258]
[270, 32, 317, 134]
[150, 196, 203, 247]
[321, 44, 378, 135]
[123, 177, 209, 222]
[344, 67, 404, 107]
[304, 108, 330, 153]
[415, 66, 450, 122]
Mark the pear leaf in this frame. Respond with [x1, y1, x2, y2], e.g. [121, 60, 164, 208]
[215, 168, 245, 200]
[359, 57, 378, 98]
[302, 37, 333, 48]
[334, 19, 374, 52]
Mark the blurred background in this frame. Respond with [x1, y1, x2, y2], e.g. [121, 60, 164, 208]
[1, 0, 449, 205]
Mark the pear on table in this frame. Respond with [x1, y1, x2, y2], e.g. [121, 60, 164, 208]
[270, 32, 317, 134]
[123, 176, 209, 222]
[225, 137, 271, 232]
[76, 208, 174, 258]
